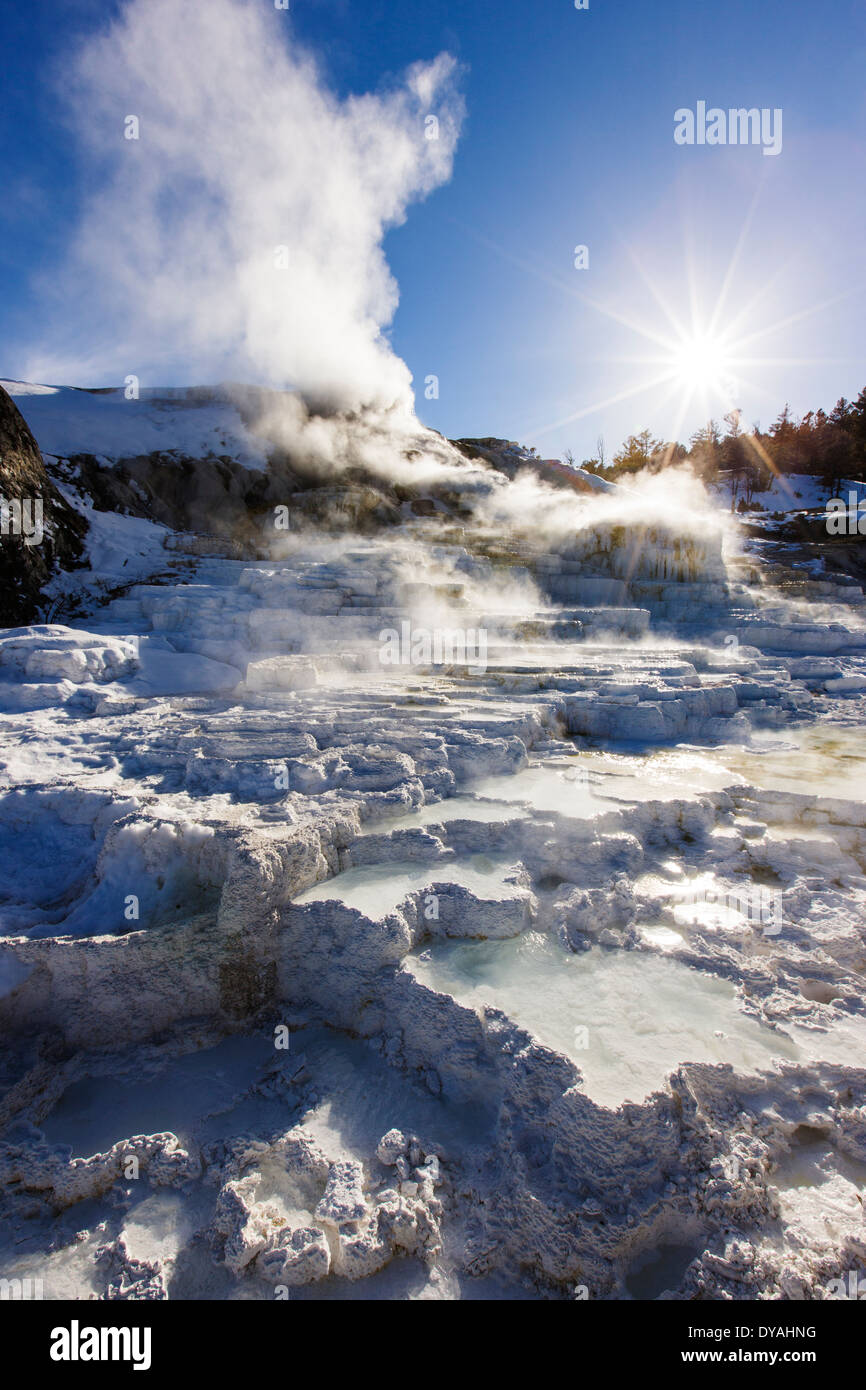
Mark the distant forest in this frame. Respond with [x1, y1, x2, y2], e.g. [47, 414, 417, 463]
[576, 386, 866, 507]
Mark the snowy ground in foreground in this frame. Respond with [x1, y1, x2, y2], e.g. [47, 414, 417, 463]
[1, 386, 865, 1300]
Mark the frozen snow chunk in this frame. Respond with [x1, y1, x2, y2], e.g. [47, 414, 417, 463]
[258, 1227, 331, 1287]
[0, 626, 138, 683]
[314, 1160, 367, 1228]
[0, 678, 80, 711]
[332, 1220, 392, 1280]
[419, 1155, 442, 1186]
[214, 1175, 270, 1273]
[376, 1129, 408, 1165]
[26, 647, 90, 682]
[24, 641, 137, 685]
[216, 1175, 322, 1278]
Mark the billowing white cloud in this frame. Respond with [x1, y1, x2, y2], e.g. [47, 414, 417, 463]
[26, 0, 463, 410]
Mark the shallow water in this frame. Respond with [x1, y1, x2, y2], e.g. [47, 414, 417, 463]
[565, 747, 746, 803]
[361, 795, 525, 834]
[716, 725, 866, 799]
[409, 933, 800, 1108]
[468, 747, 751, 818]
[359, 727, 866, 853]
[466, 766, 616, 818]
[625, 1239, 705, 1300]
[562, 729, 866, 805]
[293, 855, 524, 916]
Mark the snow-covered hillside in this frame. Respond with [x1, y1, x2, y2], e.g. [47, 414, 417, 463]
[0, 382, 270, 470]
[1, 382, 866, 1302]
[711, 471, 866, 518]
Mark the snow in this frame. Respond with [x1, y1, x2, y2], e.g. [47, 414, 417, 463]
[711, 471, 860, 515]
[2, 381, 270, 470]
[2, 383, 866, 1300]
[72, 506, 171, 584]
[131, 635, 242, 697]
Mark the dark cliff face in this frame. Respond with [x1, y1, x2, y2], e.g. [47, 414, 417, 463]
[0, 385, 87, 626]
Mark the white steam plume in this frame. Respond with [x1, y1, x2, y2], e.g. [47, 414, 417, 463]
[26, 0, 463, 411]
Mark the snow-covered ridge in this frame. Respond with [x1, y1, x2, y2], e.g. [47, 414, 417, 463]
[1, 381, 270, 470]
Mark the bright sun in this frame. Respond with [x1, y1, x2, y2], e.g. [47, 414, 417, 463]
[671, 333, 734, 396]
[521, 209, 837, 447]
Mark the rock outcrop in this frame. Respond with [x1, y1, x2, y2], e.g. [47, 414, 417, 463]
[0, 385, 87, 625]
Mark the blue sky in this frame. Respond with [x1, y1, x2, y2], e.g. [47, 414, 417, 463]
[2, 0, 865, 461]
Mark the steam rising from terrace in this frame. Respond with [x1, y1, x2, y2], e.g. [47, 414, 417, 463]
[472, 463, 734, 554]
[248, 389, 494, 492]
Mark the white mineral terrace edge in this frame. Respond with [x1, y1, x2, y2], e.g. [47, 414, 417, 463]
[1, 414, 866, 1299]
